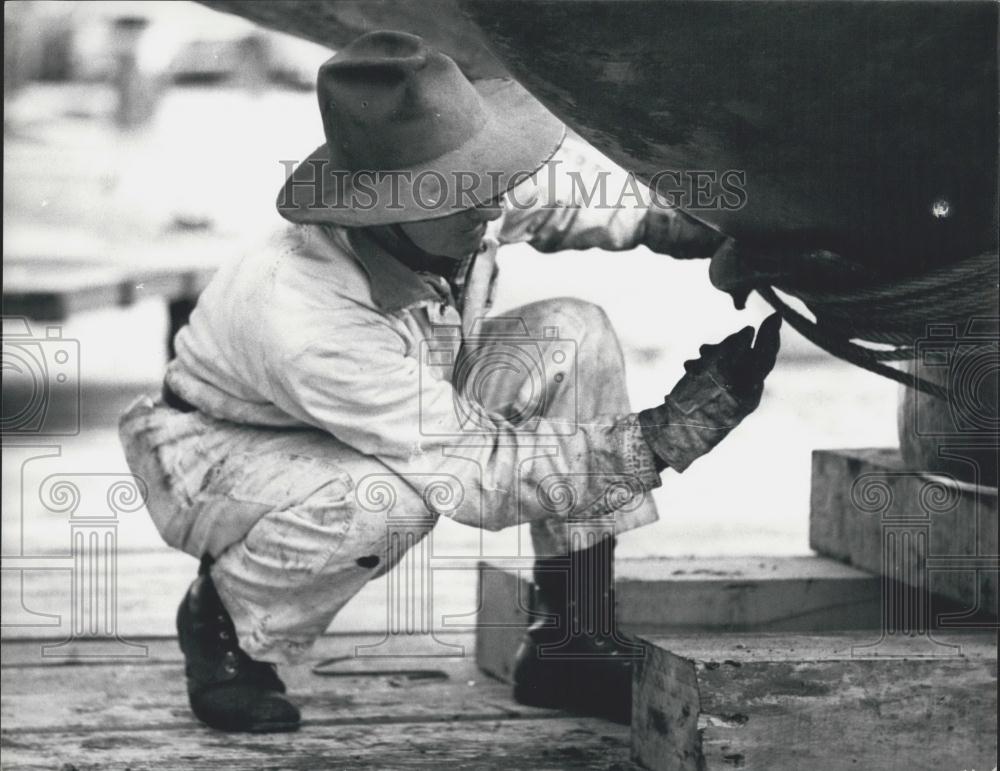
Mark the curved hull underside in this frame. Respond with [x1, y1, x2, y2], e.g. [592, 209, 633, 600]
[460, 0, 998, 277]
[201, 1, 997, 276]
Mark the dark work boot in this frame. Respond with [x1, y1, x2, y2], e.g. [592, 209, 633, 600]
[511, 535, 643, 724]
[176, 558, 301, 733]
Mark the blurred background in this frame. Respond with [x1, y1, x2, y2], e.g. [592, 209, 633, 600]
[2, 0, 898, 641]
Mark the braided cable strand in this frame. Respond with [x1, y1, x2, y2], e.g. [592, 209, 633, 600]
[758, 286, 948, 400]
[756, 251, 999, 401]
[789, 251, 999, 344]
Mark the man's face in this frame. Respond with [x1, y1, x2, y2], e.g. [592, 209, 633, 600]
[400, 201, 504, 260]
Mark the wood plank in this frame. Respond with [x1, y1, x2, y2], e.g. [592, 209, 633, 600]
[3, 259, 124, 319]
[1, 550, 481, 642]
[1, 633, 636, 770]
[1, 647, 540, 733]
[1, 717, 635, 770]
[3, 259, 124, 291]
[0, 633, 473, 667]
[3, 257, 216, 321]
[631, 631, 998, 771]
[810, 448, 998, 619]
[475, 555, 885, 684]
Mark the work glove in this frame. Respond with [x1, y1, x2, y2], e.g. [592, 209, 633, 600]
[641, 206, 727, 260]
[637, 313, 782, 472]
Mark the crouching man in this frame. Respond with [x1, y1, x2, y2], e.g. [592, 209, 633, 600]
[119, 31, 780, 733]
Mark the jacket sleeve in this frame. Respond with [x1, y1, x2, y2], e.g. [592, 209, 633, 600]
[497, 137, 727, 260]
[497, 137, 650, 253]
[266, 307, 660, 531]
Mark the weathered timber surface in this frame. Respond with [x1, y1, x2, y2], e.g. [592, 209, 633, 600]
[810, 448, 998, 619]
[1, 720, 634, 770]
[1, 549, 480, 641]
[475, 556, 884, 684]
[3, 258, 215, 321]
[631, 631, 998, 771]
[1, 634, 638, 770]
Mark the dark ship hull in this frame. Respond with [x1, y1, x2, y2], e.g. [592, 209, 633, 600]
[201, 0, 999, 483]
[460, 0, 998, 278]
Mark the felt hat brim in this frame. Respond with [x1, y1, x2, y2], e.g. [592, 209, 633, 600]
[277, 78, 565, 226]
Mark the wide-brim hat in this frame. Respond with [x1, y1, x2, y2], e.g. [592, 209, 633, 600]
[277, 31, 565, 226]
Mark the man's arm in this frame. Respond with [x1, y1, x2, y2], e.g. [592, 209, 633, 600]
[266, 308, 661, 531]
[265, 301, 778, 533]
[498, 137, 726, 258]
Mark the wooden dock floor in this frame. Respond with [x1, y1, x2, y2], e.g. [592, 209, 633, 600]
[1, 633, 638, 770]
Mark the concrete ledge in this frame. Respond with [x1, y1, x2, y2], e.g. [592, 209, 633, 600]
[631, 631, 998, 771]
[475, 555, 883, 684]
[810, 448, 998, 619]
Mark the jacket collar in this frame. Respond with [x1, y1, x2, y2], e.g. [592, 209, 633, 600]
[319, 224, 488, 314]
[316, 224, 438, 312]
[348, 227, 444, 312]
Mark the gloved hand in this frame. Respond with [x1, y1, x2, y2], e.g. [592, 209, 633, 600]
[637, 313, 782, 472]
[641, 206, 727, 260]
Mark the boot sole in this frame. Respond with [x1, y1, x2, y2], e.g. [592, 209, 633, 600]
[197, 718, 302, 734]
